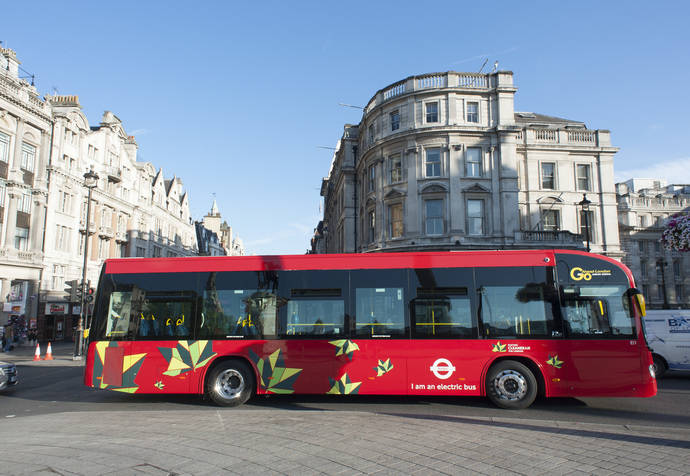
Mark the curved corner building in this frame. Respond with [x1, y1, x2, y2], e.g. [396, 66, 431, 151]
[314, 71, 621, 258]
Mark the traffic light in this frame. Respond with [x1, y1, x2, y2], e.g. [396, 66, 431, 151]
[85, 287, 95, 303]
[75, 281, 84, 302]
[64, 280, 79, 302]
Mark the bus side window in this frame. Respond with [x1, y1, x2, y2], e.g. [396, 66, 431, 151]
[476, 267, 557, 338]
[412, 288, 473, 338]
[355, 288, 405, 337]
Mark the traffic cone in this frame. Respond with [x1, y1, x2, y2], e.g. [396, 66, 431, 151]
[33, 343, 41, 361]
[43, 342, 54, 360]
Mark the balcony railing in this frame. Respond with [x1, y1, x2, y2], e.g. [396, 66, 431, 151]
[515, 230, 584, 245]
[517, 128, 611, 147]
[365, 71, 506, 114]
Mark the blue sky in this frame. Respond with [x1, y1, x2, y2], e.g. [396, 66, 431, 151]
[3, 1, 689, 255]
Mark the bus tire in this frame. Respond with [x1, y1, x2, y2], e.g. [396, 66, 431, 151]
[486, 360, 538, 410]
[206, 360, 254, 407]
[652, 354, 667, 379]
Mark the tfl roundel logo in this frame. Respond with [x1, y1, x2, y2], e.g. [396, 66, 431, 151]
[429, 358, 456, 380]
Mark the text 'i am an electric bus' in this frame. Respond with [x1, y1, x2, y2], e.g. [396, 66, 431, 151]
[84, 249, 656, 409]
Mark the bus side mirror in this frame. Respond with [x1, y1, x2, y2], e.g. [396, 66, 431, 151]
[634, 293, 646, 317]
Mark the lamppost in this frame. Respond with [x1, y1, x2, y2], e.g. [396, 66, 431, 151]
[74, 169, 99, 360]
[579, 194, 591, 253]
[659, 259, 670, 309]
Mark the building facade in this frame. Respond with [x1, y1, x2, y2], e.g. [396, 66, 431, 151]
[616, 178, 690, 309]
[1, 47, 198, 341]
[315, 71, 620, 257]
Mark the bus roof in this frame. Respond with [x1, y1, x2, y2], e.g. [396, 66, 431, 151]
[102, 249, 615, 275]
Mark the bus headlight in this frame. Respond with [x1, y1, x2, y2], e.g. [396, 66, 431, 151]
[649, 364, 655, 379]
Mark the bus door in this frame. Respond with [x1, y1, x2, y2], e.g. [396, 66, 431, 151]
[407, 268, 479, 396]
[556, 254, 642, 396]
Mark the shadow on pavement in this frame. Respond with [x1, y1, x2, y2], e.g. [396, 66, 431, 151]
[381, 411, 690, 449]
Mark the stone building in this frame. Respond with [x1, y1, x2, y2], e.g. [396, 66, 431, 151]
[315, 71, 620, 257]
[0, 47, 52, 331]
[0, 47, 198, 341]
[616, 178, 690, 309]
[201, 199, 244, 256]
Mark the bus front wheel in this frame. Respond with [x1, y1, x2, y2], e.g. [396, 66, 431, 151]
[652, 354, 667, 379]
[206, 360, 254, 407]
[486, 360, 538, 410]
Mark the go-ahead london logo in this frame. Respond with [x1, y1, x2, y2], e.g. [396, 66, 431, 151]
[430, 358, 456, 380]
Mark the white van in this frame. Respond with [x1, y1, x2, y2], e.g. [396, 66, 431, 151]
[643, 310, 690, 377]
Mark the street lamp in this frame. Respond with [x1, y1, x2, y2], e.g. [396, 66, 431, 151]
[659, 259, 670, 309]
[74, 168, 99, 360]
[579, 194, 591, 253]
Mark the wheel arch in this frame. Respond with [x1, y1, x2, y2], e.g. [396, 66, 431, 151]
[482, 356, 547, 398]
[198, 355, 257, 395]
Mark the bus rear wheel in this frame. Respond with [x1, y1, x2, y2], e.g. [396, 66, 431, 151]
[486, 360, 537, 409]
[206, 361, 254, 407]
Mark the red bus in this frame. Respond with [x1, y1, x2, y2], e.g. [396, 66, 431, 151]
[84, 250, 656, 409]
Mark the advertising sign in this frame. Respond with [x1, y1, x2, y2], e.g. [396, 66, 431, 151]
[45, 303, 69, 315]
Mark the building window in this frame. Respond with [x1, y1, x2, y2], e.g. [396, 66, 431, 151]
[425, 199, 444, 235]
[542, 209, 560, 231]
[368, 124, 375, 145]
[640, 260, 648, 280]
[390, 110, 400, 131]
[136, 246, 146, 257]
[639, 240, 646, 253]
[367, 164, 376, 192]
[120, 244, 127, 258]
[576, 164, 591, 191]
[99, 238, 109, 259]
[425, 102, 438, 123]
[0, 182, 5, 207]
[19, 191, 32, 213]
[541, 163, 555, 189]
[425, 148, 441, 177]
[21, 143, 36, 172]
[465, 147, 482, 177]
[673, 259, 681, 281]
[466, 102, 479, 123]
[0, 132, 9, 163]
[153, 245, 162, 257]
[389, 154, 402, 183]
[367, 209, 376, 243]
[14, 227, 29, 251]
[654, 241, 661, 254]
[675, 284, 683, 301]
[656, 261, 664, 286]
[638, 215, 647, 228]
[389, 203, 403, 238]
[467, 199, 484, 235]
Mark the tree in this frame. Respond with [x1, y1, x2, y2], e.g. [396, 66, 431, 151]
[661, 213, 690, 251]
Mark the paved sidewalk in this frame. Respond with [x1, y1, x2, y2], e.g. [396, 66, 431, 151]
[1, 340, 83, 366]
[1, 408, 689, 475]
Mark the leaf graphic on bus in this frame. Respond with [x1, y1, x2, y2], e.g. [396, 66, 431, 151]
[492, 341, 507, 353]
[159, 340, 217, 377]
[329, 339, 360, 360]
[327, 373, 361, 395]
[546, 354, 564, 369]
[249, 349, 302, 394]
[374, 358, 394, 377]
